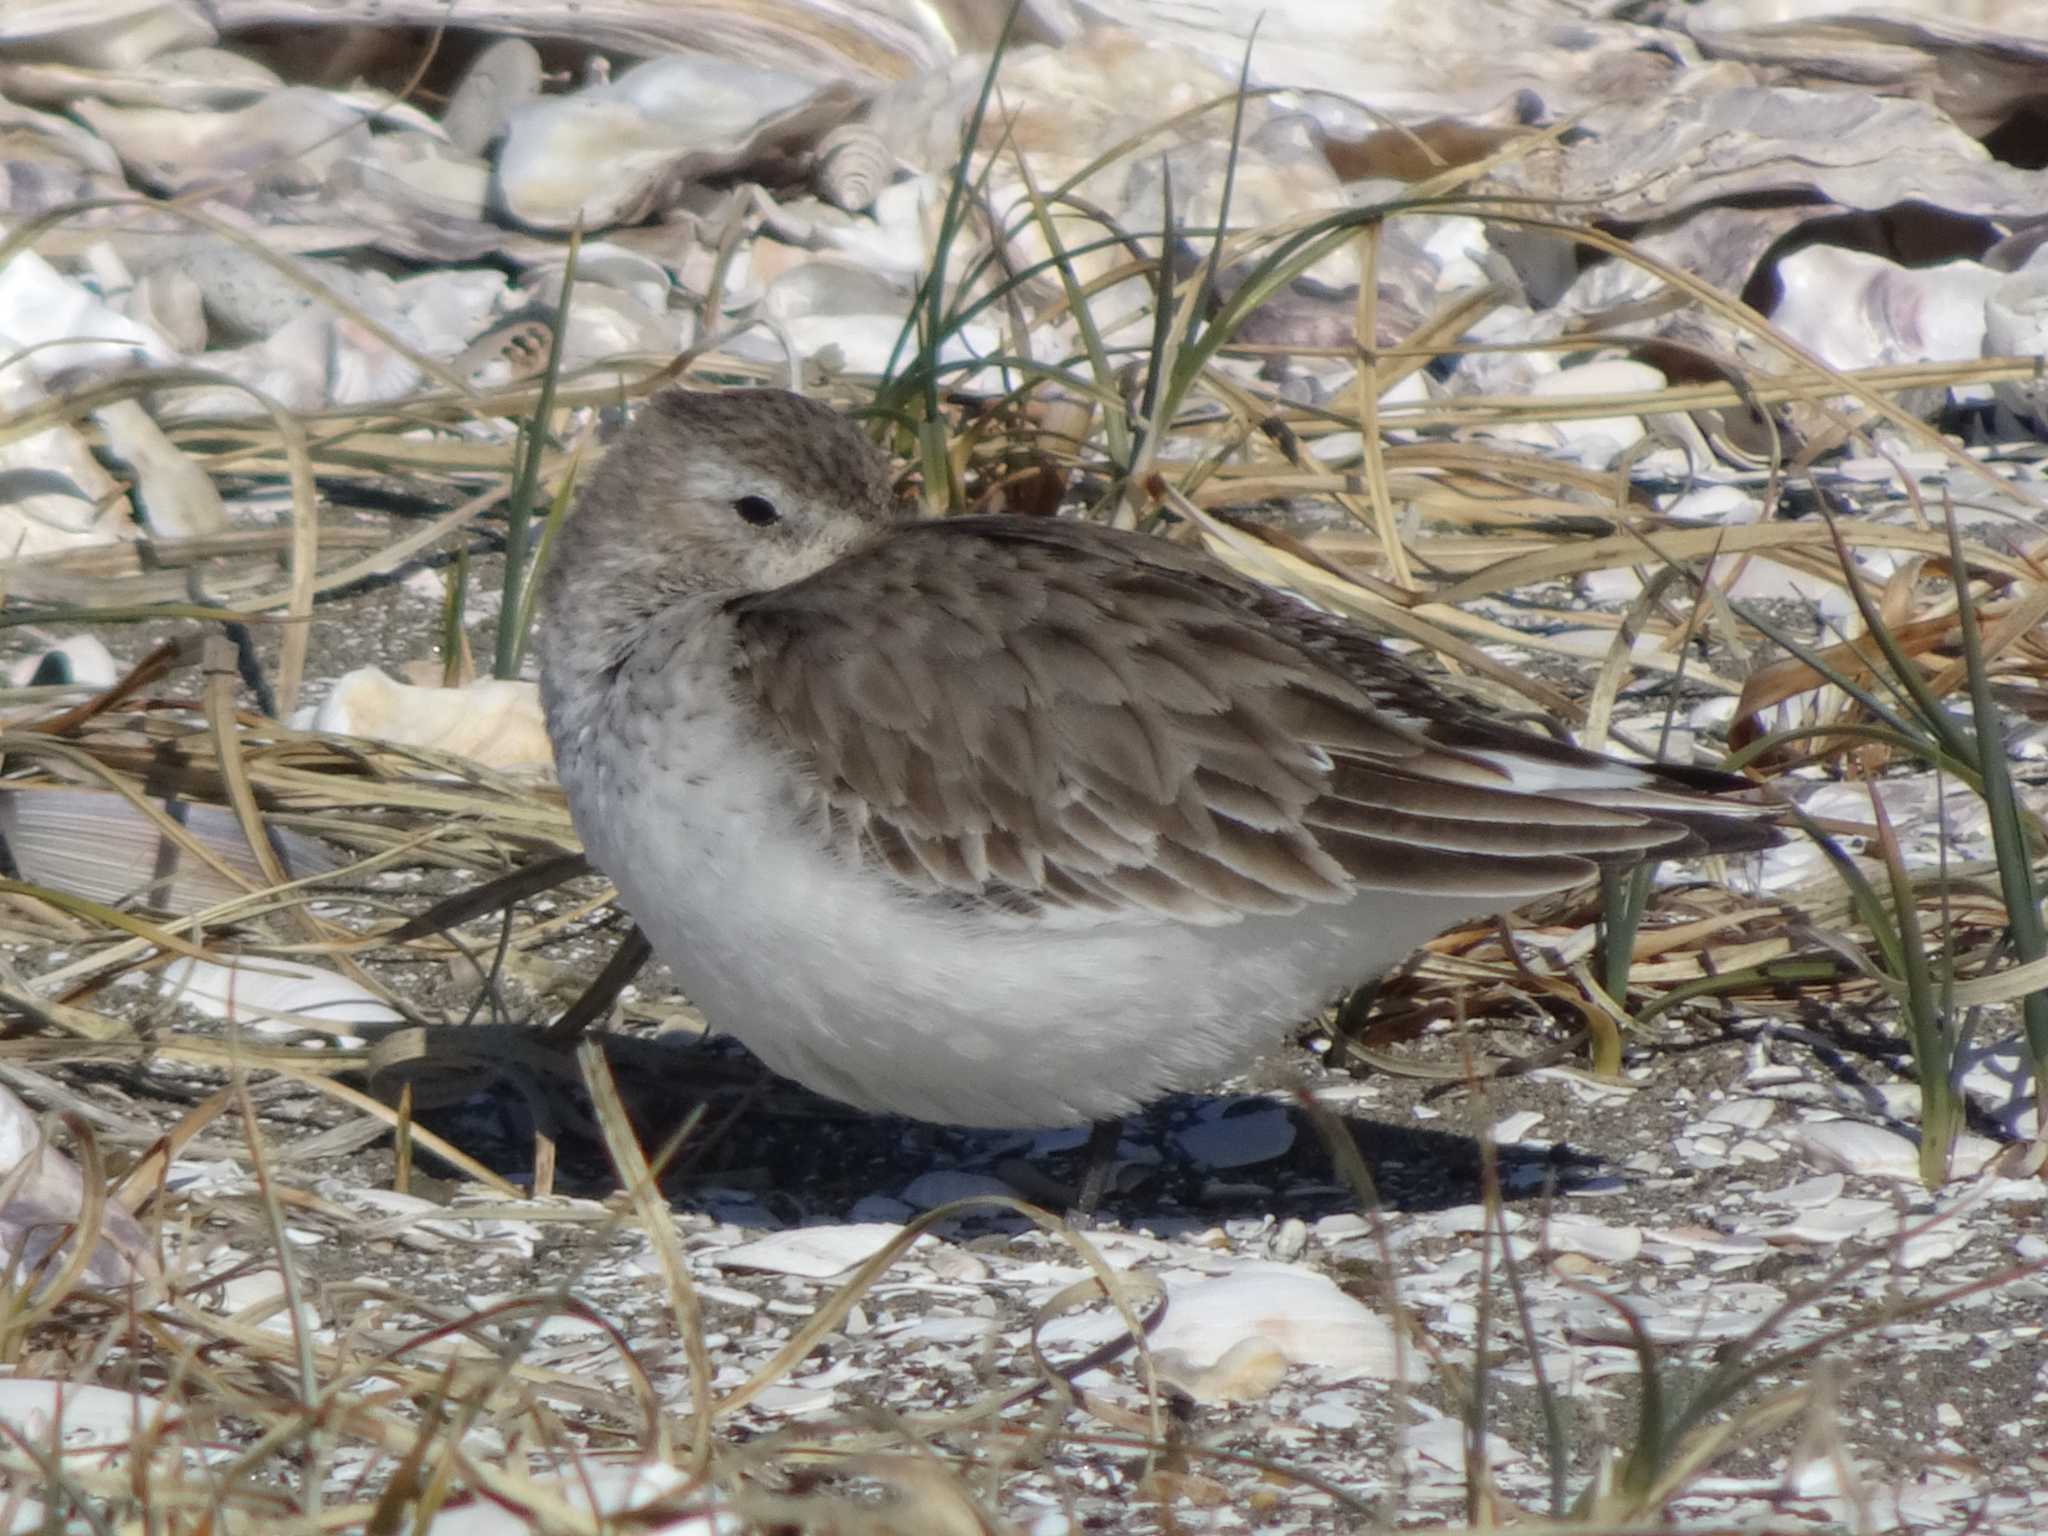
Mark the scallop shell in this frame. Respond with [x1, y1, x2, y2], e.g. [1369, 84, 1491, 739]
[0, 787, 336, 913]
[813, 123, 890, 213]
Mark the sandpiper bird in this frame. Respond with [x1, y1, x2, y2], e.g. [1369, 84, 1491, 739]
[538, 388, 1773, 1137]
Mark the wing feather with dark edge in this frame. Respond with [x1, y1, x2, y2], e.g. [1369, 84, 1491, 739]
[727, 516, 1773, 924]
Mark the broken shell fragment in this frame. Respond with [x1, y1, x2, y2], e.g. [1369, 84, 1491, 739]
[301, 669, 554, 775]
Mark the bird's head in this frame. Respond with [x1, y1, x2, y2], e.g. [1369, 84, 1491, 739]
[544, 387, 901, 611]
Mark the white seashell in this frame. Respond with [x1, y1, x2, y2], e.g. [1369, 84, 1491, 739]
[1897, 1228, 1970, 1270]
[1794, 1121, 1922, 1183]
[441, 36, 544, 156]
[0, 96, 130, 213]
[550, 284, 685, 370]
[1763, 1173, 1847, 1209]
[0, 372, 136, 558]
[152, 241, 402, 346]
[1662, 484, 1762, 524]
[346, 1189, 541, 1257]
[157, 309, 422, 417]
[0, 249, 177, 382]
[1759, 1197, 1898, 1246]
[1301, 1397, 1363, 1431]
[1040, 1261, 1421, 1392]
[1540, 1215, 1642, 1264]
[1482, 357, 1667, 470]
[823, 174, 937, 279]
[1642, 1225, 1766, 1257]
[91, 398, 227, 538]
[813, 122, 891, 212]
[1771, 245, 2000, 373]
[1984, 271, 2048, 426]
[0, 45, 279, 115]
[128, 262, 207, 353]
[361, 131, 491, 225]
[300, 669, 553, 773]
[534, 243, 673, 317]
[1267, 1216, 1308, 1261]
[717, 1222, 915, 1278]
[423, 1461, 735, 1536]
[494, 54, 862, 231]
[392, 267, 512, 360]
[1404, 1417, 1522, 1475]
[156, 956, 401, 1034]
[74, 87, 369, 196]
[0, 1, 214, 70]
[0, 1382, 183, 1493]
[0, 1080, 157, 1291]
[6, 635, 118, 690]
[1565, 1286, 1775, 1345]
[1157, 1336, 1290, 1404]
[750, 1383, 841, 1416]
[1487, 1109, 1545, 1145]
[1703, 1097, 1777, 1131]
[0, 786, 336, 913]
[1683, 4, 2048, 137]
[751, 257, 999, 380]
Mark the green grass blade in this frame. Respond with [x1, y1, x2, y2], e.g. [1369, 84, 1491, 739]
[440, 542, 469, 687]
[1816, 502, 1974, 760]
[884, 0, 1025, 426]
[1175, 23, 1259, 373]
[1942, 500, 2048, 1112]
[494, 223, 580, 679]
[1129, 156, 1179, 464]
[1785, 807, 1910, 982]
[1599, 862, 1654, 1005]
[1633, 957, 1857, 1025]
[509, 448, 582, 674]
[1867, 787, 1956, 1185]
[1003, 143, 1129, 472]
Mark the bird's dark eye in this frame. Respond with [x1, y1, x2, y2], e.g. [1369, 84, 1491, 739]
[733, 495, 781, 527]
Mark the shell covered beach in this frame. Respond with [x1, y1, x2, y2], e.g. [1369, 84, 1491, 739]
[4, 1, 2048, 1531]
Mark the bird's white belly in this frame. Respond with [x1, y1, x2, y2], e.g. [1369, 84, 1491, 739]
[563, 694, 1479, 1128]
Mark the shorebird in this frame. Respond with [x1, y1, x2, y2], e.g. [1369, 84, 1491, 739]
[537, 388, 1772, 1158]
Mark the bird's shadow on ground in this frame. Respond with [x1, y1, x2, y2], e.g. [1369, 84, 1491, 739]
[398, 1030, 1614, 1233]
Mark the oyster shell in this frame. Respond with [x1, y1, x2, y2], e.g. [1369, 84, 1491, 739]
[494, 52, 863, 231]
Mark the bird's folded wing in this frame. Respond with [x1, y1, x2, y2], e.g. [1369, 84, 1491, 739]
[727, 518, 1747, 924]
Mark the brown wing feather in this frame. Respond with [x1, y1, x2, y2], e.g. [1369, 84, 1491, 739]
[729, 517, 1752, 924]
